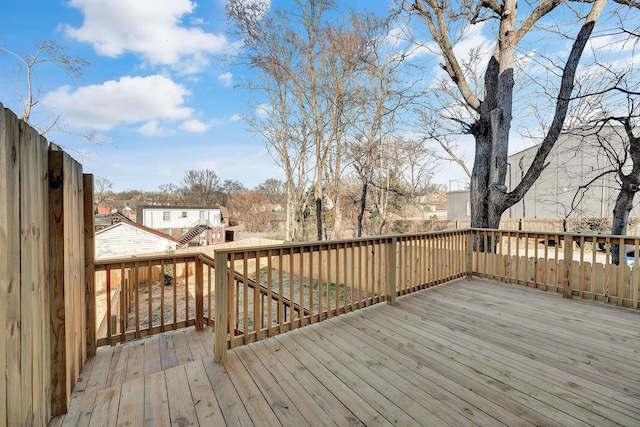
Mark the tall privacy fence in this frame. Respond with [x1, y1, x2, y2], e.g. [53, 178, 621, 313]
[0, 103, 95, 426]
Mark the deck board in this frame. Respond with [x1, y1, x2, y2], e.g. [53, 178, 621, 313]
[50, 278, 640, 426]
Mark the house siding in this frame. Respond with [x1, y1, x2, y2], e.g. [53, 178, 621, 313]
[95, 222, 177, 259]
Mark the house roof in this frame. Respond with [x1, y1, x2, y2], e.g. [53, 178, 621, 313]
[96, 220, 179, 243]
[137, 204, 222, 211]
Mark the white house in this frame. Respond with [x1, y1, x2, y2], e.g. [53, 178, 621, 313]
[136, 205, 225, 245]
[95, 221, 178, 260]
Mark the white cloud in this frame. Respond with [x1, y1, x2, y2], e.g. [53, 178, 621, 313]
[586, 32, 637, 56]
[139, 120, 166, 136]
[44, 75, 194, 130]
[64, 0, 229, 73]
[256, 103, 271, 118]
[218, 72, 233, 87]
[180, 119, 209, 133]
[230, 114, 242, 121]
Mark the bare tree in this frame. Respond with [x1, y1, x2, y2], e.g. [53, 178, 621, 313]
[228, 190, 273, 233]
[181, 169, 222, 205]
[255, 178, 286, 205]
[227, 0, 312, 241]
[561, 57, 640, 263]
[1, 39, 89, 134]
[228, 1, 402, 240]
[94, 177, 113, 208]
[403, 0, 640, 237]
[392, 136, 437, 198]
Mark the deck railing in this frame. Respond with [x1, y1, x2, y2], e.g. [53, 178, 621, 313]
[470, 228, 640, 308]
[94, 254, 210, 347]
[92, 228, 640, 361]
[213, 230, 469, 362]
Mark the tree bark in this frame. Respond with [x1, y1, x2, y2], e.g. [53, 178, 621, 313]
[357, 181, 368, 237]
[611, 188, 635, 264]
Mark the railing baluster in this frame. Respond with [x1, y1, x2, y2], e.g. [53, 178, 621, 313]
[147, 260, 153, 331]
[267, 249, 273, 335]
[172, 258, 177, 329]
[195, 258, 203, 331]
[634, 240, 639, 308]
[618, 236, 625, 307]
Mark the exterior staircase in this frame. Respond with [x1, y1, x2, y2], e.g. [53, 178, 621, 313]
[178, 224, 209, 246]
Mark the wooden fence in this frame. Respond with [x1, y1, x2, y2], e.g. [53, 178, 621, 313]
[0, 103, 94, 425]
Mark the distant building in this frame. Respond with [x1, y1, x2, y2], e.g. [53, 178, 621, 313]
[447, 126, 640, 221]
[94, 211, 130, 232]
[95, 221, 178, 259]
[447, 190, 471, 221]
[136, 205, 225, 246]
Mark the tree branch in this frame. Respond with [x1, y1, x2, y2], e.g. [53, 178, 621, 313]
[504, 0, 608, 210]
[410, 0, 482, 112]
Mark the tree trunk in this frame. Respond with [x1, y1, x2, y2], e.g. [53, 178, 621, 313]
[611, 188, 636, 265]
[315, 195, 323, 240]
[357, 181, 368, 238]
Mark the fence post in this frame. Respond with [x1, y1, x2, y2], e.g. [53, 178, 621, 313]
[214, 251, 229, 363]
[83, 174, 96, 358]
[563, 235, 573, 299]
[386, 237, 397, 305]
[195, 257, 204, 331]
[466, 230, 473, 278]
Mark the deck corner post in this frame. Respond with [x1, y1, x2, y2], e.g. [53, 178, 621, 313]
[563, 235, 573, 299]
[214, 251, 228, 363]
[386, 236, 397, 305]
[466, 230, 473, 278]
[195, 256, 204, 331]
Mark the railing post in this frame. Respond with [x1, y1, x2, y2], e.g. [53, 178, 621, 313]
[386, 237, 397, 305]
[466, 230, 473, 278]
[214, 251, 229, 363]
[195, 257, 204, 331]
[563, 235, 573, 299]
[83, 174, 96, 358]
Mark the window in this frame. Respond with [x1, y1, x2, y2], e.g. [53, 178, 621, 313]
[182, 227, 188, 234]
[163, 211, 170, 221]
[163, 228, 171, 235]
[181, 211, 187, 218]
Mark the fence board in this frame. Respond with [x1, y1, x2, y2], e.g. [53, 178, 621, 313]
[1, 104, 21, 426]
[19, 118, 49, 426]
[49, 150, 67, 416]
[49, 148, 87, 417]
[84, 175, 96, 357]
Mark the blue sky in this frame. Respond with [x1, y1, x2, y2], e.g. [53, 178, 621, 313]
[1, 1, 638, 193]
[2, 0, 396, 192]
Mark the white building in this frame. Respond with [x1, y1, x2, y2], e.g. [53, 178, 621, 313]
[95, 221, 178, 260]
[136, 205, 225, 245]
[447, 125, 640, 221]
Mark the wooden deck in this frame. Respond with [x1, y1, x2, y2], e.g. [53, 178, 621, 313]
[49, 278, 640, 426]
